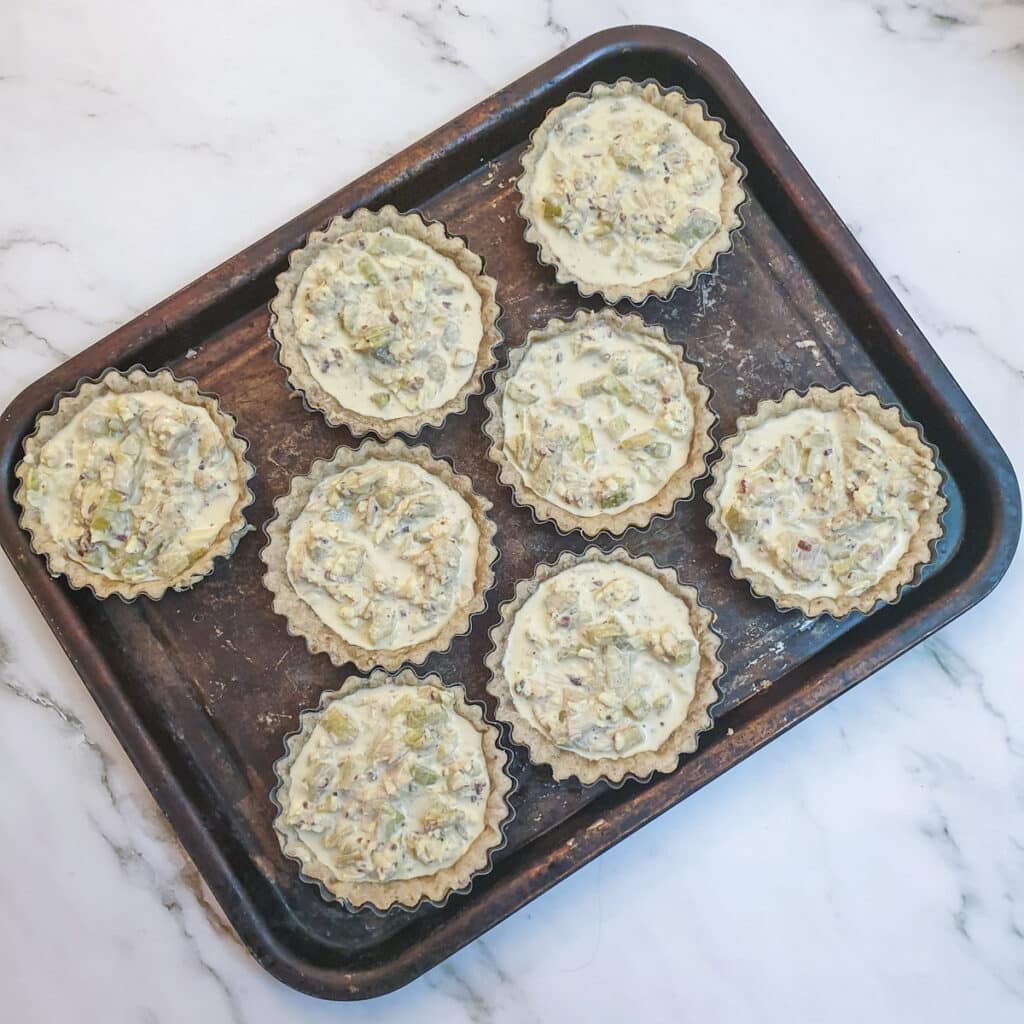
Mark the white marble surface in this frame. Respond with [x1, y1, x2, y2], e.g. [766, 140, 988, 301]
[2, 1, 1022, 1020]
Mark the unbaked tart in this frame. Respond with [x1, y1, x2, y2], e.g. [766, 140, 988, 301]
[517, 79, 745, 303]
[273, 669, 513, 911]
[483, 308, 715, 535]
[706, 386, 946, 617]
[15, 366, 253, 600]
[485, 547, 724, 785]
[270, 205, 501, 437]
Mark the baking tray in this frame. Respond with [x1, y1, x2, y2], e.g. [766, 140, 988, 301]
[0, 25, 1018, 1000]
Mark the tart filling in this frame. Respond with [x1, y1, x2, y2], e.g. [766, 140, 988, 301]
[499, 313, 697, 518]
[19, 384, 247, 589]
[527, 92, 723, 288]
[709, 389, 945, 613]
[286, 458, 479, 652]
[290, 226, 482, 419]
[503, 561, 701, 760]
[279, 683, 491, 884]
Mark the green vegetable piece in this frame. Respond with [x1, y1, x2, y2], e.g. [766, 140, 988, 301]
[379, 804, 405, 840]
[505, 434, 526, 466]
[722, 505, 757, 542]
[624, 692, 651, 720]
[374, 486, 395, 509]
[621, 430, 659, 450]
[506, 382, 539, 405]
[322, 705, 358, 743]
[404, 728, 430, 749]
[613, 724, 645, 753]
[357, 256, 381, 285]
[584, 620, 626, 645]
[599, 485, 633, 510]
[90, 514, 110, 533]
[24, 467, 38, 492]
[605, 415, 629, 441]
[578, 377, 606, 399]
[405, 703, 446, 729]
[532, 454, 555, 493]
[541, 196, 563, 221]
[600, 375, 633, 405]
[421, 802, 463, 832]
[370, 391, 391, 409]
[578, 423, 596, 456]
[671, 210, 718, 250]
[106, 490, 123, 506]
[643, 442, 672, 459]
[411, 765, 439, 787]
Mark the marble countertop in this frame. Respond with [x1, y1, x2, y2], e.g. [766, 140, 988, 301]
[2, 1, 1022, 1021]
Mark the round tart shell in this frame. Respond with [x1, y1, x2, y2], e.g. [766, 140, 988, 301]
[260, 438, 498, 672]
[484, 546, 725, 786]
[269, 205, 502, 438]
[271, 668, 515, 913]
[517, 79, 746, 304]
[13, 365, 255, 601]
[705, 385, 947, 618]
[482, 308, 717, 537]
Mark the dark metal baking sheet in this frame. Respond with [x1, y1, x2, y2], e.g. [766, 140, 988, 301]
[0, 25, 1018, 1000]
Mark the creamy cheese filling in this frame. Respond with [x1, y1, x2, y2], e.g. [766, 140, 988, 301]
[291, 227, 483, 419]
[281, 684, 490, 884]
[717, 406, 938, 599]
[503, 562, 699, 760]
[22, 391, 241, 583]
[528, 93, 724, 287]
[500, 318, 694, 516]
[286, 459, 479, 651]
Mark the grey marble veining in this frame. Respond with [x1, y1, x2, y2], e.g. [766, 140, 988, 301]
[1, 1, 1022, 1021]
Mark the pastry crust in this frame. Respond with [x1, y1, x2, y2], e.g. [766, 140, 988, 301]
[482, 308, 716, 536]
[271, 668, 515, 912]
[14, 365, 254, 601]
[269, 205, 502, 438]
[484, 547, 724, 785]
[261, 438, 497, 671]
[705, 386, 947, 617]
[517, 79, 746, 304]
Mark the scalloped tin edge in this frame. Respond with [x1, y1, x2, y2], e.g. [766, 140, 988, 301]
[515, 77, 750, 306]
[482, 544, 727, 790]
[266, 204, 505, 441]
[268, 670, 519, 917]
[12, 363, 256, 603]
[480, 308, 721, 539]
[703, 383, 951, 620]
[257, 438, 501, 672]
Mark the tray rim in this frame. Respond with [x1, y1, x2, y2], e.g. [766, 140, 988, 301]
[0, 24, 1019, 1000]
